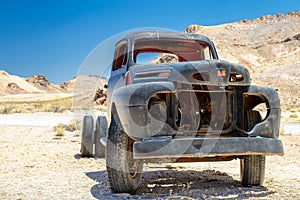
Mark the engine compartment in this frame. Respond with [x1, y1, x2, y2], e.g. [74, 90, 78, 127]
[148, 85, 243, 136]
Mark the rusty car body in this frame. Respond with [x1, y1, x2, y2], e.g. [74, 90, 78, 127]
[98, 31, 284, 193]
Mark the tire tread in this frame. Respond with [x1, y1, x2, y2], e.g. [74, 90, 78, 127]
[106, 117, 143, 194]
[241, 110, 265, 186]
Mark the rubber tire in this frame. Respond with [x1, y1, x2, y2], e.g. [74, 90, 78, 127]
[241, 155, 266, 186]
[80, 115, 94, 157]
[240, 110, 265, 186]
[94, 116, 107, 158]
[244, 110, 262, 131]
[106, 116, 143, 194]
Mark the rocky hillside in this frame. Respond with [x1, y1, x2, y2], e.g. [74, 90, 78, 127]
[0, 70, 42, 95]
[185, 11, 300, 109]
[0, 70, 108, 97]
[0, 70, 74, 95]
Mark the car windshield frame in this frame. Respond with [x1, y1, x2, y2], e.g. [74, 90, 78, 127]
[132, 38, 215, 65]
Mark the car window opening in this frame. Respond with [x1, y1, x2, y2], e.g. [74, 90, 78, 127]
[134, 39, 213, 64]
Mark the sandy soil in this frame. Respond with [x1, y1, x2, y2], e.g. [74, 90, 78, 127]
[0, 113, 300, 200]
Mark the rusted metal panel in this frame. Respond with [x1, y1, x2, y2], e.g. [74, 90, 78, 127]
[107, 31, 283, 159]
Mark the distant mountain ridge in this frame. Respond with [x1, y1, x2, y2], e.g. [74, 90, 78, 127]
[0, 70, 107, 98]
[0, 70, 82, 95]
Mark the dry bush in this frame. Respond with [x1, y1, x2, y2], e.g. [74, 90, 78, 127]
[0, 97, 73, 114]
[39, 97, 73, 113]
[53, 120, 77, 135]
[290, 114, 298, 118]
[55, 127, 66, 136]
[290, 109, 296, 113]
[0, 104, 15, 114]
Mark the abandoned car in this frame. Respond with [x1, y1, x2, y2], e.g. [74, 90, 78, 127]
[80, 31, 284, 194]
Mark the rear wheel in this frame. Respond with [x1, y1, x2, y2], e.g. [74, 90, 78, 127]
[240, 110, 265, 186]
[94, 116, 107, 158]
[80, 115, 94, 157]
[106, 116, 143, 194]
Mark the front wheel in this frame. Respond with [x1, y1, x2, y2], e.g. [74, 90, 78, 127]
[240, 155, 265, 186]
[240, 110, 265, 186]
[106, 116, 143, 194]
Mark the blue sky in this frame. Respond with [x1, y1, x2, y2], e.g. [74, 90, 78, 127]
[0, 0, 299, 83]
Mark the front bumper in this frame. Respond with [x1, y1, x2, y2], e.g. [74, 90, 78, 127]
[133, 137, 284, 159]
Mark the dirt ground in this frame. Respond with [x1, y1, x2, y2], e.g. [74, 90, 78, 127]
[0, 113, 300, 200]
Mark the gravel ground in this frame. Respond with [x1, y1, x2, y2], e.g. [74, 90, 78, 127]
[0, 113, 299, 200]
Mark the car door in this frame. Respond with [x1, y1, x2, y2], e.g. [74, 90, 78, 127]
[107, 40, 128, 118]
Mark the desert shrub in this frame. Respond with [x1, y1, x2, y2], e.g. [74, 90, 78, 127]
[54, 122, 64, 131]
[0, 104, 15, 114]
[63, 119, 77, 132]
[0, 96, 73, 114]
[54, 120, 77, 134]
[42, 97, 73, 113]
[290, 114, 298, 118]
[55, 127, 66, 136]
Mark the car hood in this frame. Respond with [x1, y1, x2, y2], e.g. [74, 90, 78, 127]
[129, 60, 250, 86]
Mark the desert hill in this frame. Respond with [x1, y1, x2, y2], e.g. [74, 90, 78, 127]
[0, 70, 73, 95]
[0, 70, 43, 95]
[185, 11, 299, 68]
[0, 70, 107, 97]
[185, 11, 300, 109]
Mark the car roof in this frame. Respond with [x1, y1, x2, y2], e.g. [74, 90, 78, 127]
[118, 31, 215, 46]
